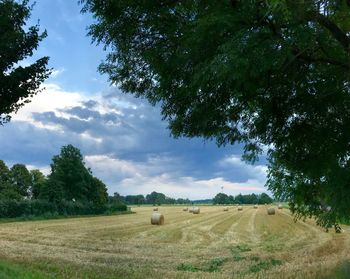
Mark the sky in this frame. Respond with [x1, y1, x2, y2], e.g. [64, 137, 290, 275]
[0, 0, 269, 200]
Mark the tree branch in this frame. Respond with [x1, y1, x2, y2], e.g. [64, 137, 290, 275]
[306, 11, 350, 51]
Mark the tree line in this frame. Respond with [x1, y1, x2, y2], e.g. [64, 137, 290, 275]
[213, 193, 273, 205]
[111, 191, 191, 205]
[111, 191, 273, 206]
[0, 145, 126, 218]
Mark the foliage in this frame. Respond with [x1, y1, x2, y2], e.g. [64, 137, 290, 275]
[0, 0, 50, 124]
[110, 192, 125, 204]
[80, 0, 350, 227]
[0, 199, 127, 219]
[0, 160, 10, 190]
[213, 192, 273, 205]
[259, 193, 274, 204]
[213, 193, 230, 205]
[125, 194, 145, 205]
[114, 191, 191, 205]
[0, 145, 121, 219]
[48, 144, 92, 202]
[30, 169, 47, 199]
[10, 164, 31, 197]
[87, 177, 108, 207]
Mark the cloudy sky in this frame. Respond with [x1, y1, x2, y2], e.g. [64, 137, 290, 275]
[0, 0, 269, 200]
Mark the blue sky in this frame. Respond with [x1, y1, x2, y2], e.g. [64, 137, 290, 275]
[0, 0, 269, 200]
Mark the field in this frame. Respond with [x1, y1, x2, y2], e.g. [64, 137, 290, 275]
[0, 205, 349, 279]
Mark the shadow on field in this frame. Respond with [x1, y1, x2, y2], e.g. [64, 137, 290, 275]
[321, 261, 350, 279]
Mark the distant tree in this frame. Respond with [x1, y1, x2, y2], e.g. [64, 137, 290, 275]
[146, 191, 166, 205]
[235, 194, 244, 205]
[125, 195, 145, 205]
[10, 164, 31, 197]
[88, 177, 108, 207]
[176, 198, 191, 204]
[110, 192, 125, 204]
[0, 160, 10, 192]
[213, 193, 230, 205]
[48, 145, 91, 201]
[228, 195, 235, 204]
[0, 160, 21, 200]
[0, 0, 50, 124]
[243, 193, 259, 204]
[259, 193, 273, 204]
[30, 169, 46, 199]
[165, 197, 176, 204]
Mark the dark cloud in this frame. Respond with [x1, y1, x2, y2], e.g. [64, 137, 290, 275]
[0, 86, 267, 197]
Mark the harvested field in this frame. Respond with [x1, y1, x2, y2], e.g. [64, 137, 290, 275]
[0, 206, 349, 278]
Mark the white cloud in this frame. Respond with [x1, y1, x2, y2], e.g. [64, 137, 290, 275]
[85, 154, 266, 200]
[50, 68, 65, 78]
[12, 83, 83, 123]
[26, 164, 51, 176]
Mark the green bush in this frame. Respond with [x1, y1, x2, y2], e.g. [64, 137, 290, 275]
[0, 199, 127, 219]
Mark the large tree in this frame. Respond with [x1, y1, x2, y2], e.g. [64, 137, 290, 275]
[213, 193, 230, 205]
[81, 0, 350, 229]
[46, 144, 109, 207]
[48, 144, 92, 202]
[0, 0, 50, 124]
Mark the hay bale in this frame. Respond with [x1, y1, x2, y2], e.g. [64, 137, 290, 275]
[192, 207, 200, 214]
[254, 205, 258, 209]
[189, 207, 194, 213]
[278, 204, 283, 209]
[151, 212, 164, 225]
[153, 207, 158, 211]
[267, 208, 275, 215]
[238, 206, 243, 211]
[183, 207, 188, 211]
[223, 207, 229, 211]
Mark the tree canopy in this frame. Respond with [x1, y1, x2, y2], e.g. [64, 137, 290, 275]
[45, 144, 108, 205]
[0, 146, 116, 218]
[213, 192, 273, 205]
[0, 0, 50, 124]
[81, 0, 350, 229]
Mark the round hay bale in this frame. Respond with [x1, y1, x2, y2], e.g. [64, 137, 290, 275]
[278, 204, 283, 209]
[254, 205, 258, 209]
[223, 207, 229, 211]
[151, 212, 164, 225]
[189, 207, 194, 213]
[153, 207, 158, 211]
[267, 208, 275, 215]
[192, 207, 200, 214]
[183, 207, 188, 211]
[238, 206, 243, 211]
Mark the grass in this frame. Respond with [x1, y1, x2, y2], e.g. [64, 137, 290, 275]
[0, 205, 348, 278]
[321, 261, 350, 279]
[0, 260, 51, 279]
[177, 257, 228, 273]
[177, 263, 199, 272]
[248, 258, 282, 273]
